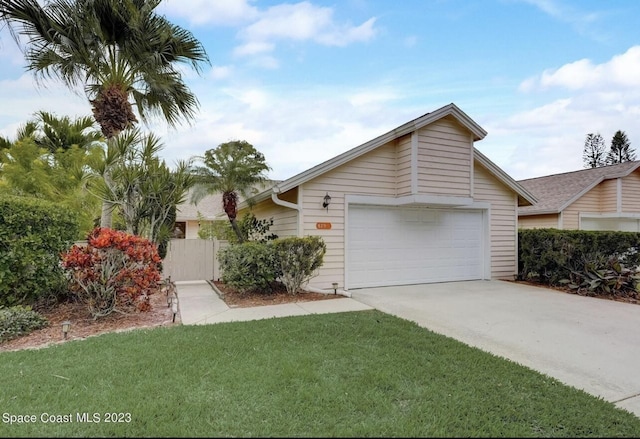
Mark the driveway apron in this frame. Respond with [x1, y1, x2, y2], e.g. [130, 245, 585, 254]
[350, 280, 640, 418]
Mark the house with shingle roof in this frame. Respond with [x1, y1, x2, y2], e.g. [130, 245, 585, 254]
[518, 161, 640, 231]
[175, 181, 279, 239]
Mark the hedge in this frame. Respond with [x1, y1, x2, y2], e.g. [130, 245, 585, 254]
[0, 195, 79, 306]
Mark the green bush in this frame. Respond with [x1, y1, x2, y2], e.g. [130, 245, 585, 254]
[272, 236, 326, 295]
[0, 305, 49, 343]
[218, 241, 280, 293]
[518, 228, 640, 296]
[0, 195, 80, 307]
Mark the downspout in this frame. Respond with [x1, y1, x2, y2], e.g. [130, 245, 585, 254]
[271, 186, 302, 236]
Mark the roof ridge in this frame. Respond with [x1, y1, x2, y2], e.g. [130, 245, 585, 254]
[518, 160, 640, 182]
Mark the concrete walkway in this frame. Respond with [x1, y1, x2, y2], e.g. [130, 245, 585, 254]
[174, 280, 373, 325]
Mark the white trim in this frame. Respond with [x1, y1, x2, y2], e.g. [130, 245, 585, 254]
[469, 134, 475, 198]
[297, 185, 305, 237]
[345, 194, 477, 207]
[580, 212, 640, 220]
[411, 132, 418, 194]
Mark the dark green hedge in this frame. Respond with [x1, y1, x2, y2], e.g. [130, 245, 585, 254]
[518, 228, 640, 285]
[0, 195, 79, 306]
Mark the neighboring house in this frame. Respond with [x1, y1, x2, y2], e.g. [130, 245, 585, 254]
[174, 182, 279, 239]
[237, 103, 537, 292]
[518, 161, 640, 231]
[174, 191, 223, 239]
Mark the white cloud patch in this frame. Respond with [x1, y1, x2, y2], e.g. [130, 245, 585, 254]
[158, 83, 411, 181]
[158, 0, 258, 26]
[521, 46, 640, 93]
[482, 46, 640, 181]
[234, 1, 378, 60]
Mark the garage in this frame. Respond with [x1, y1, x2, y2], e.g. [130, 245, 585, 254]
[347, 205, 486, 289]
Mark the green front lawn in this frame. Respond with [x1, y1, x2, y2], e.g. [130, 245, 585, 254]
[1, 310, 638, 437]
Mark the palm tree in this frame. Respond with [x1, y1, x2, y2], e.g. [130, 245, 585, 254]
[191, 141, 271, 243]
[1, 0, 210, 226]
[30, 111, 103, 153]
[87, 128, 194, 250]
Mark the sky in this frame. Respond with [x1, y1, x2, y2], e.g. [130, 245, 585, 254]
[1, 0, 640, 182]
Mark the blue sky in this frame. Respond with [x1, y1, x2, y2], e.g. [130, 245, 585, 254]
[2, 0, 640, 182]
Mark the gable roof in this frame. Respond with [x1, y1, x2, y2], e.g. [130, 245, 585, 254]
[518, 161, 640, 216]
[243, 103, 536, 207]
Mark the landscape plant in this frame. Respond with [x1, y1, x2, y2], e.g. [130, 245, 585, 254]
[191, 140, 271, 243]
[273, 236, 326, 295]
[0, 195, 79, 307]
[60, 227, 162, 318]
[218, 241, 280, 293]
[0, 305, 48, 343]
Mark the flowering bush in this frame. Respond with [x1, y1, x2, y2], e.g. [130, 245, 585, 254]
[60, 228, 162, 318]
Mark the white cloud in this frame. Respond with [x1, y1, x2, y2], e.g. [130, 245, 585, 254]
[521, 46, 640, 92]
[483, 50, 640, 182]
[158, 83, 412, 181]
[158, 0, 258, 26]
[235, 1, 378, 60]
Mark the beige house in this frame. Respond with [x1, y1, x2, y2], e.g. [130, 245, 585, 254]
[238, 103, 536, 292]
[518, 161, 640, 231]
[175, 181, 279, 239]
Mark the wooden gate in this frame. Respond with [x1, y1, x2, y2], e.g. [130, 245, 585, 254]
[162, 239, 228, 282]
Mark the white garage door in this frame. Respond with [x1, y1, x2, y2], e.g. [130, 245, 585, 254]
[347, 205, 485, 289]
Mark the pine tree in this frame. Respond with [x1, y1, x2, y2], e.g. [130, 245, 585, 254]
[606, 130, 636, 165]
[583, 133, 606, 168]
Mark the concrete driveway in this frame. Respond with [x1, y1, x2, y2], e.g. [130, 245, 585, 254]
[350, 280, 640, 418]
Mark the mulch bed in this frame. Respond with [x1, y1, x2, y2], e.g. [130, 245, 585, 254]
[212, 281, 344, 308]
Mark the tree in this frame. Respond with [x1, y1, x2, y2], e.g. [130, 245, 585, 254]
[0, 0, 210, 227]
[29, 111, 103, 153]
[607, 130, 636, 165]
[86, 128, 194, 249]
[583, 133, 606, 168]
[191, 141, 271, 243]
[0, 113, 105, 235]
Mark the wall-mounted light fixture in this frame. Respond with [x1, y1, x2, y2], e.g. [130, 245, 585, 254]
[61, 321, 71, 339]
[322, 192, 331, 211]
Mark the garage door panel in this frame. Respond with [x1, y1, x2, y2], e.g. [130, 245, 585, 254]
[347, 205, 484, 289]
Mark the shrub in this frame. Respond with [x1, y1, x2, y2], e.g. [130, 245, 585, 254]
[272, 236, 326, 295]
[518, 228, 640, 297]
[0, 195, 79, 307]
[218, 241, 280, 293]
[60, 228, 162, 318]
[0, 305, 48, 343]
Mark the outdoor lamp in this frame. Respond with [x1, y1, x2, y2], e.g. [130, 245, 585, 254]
[171, 296, 179, 323]
[61, 321, 71, 339]
[322, 192, 331, 211]
[332, 282, 339, 295]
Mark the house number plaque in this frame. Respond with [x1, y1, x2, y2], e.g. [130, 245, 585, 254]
[316, 222, 332, 230]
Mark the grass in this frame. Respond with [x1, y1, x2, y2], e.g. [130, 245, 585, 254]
[0, 310, 639, 438]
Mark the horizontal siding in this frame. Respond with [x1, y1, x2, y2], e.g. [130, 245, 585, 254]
[563, 186, 601, 229]
[302, 144, 398, 290]
[518, 214, 560, 229]
[474, 163, 517, 280]
[622, 172, 640, 211]
[416, 117, 472, 197]
[600, 179, 618, 212]
[396, 134, 412, 196]
[244, 199, 298, 238]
